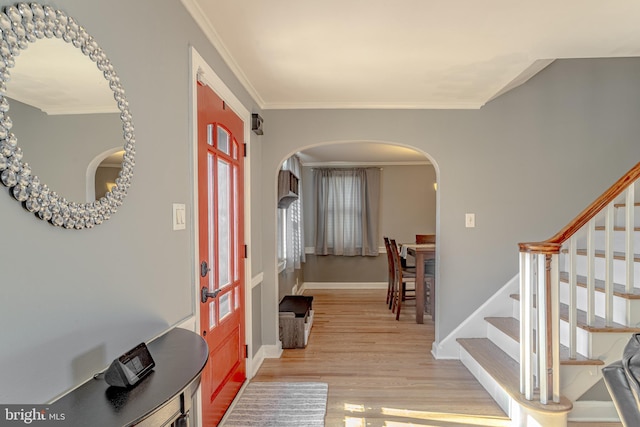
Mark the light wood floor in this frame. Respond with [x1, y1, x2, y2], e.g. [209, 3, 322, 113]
[252, 289, 621, 427]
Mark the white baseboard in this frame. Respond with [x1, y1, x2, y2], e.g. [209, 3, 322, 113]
[176, 315, 197, 332]
[303, 282, 387, 290]
[261, 342, 283, 359]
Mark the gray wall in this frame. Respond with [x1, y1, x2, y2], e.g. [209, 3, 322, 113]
[301, 164, 436, 283]
[2, 0, 640, 408]
[10, 98, 122, 201]
[260, 58, 640, 346]
[0, 0, 262, 403]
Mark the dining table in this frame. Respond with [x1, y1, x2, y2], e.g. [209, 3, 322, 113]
[399, 243, 436, 324]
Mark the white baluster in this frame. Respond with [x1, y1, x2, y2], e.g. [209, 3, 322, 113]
[605, 203, 615, 326]
[520, 252, 534, 400]
[568, 237, 577, 359]
[586, 219, 596, 326]
[550, 253, 561, 403]
[537, 254, 550, 403]
[626, 183, 635, 297]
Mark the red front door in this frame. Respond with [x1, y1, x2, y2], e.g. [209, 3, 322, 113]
[197, 81, 246, 426]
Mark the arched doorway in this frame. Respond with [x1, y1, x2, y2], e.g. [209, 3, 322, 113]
[275, 140, 439, 326]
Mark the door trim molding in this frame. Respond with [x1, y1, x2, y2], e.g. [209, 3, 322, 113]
[189, 47, 254, 425]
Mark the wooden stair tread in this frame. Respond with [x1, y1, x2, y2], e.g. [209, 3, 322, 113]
[594, 225, 640, 231]
[509, 294, 640, 332]
[559, 271, 640, 299]
[574, 248, 640, 262]
[457, 338, 572, 413]
[485, 317, 604, 365]
[614, 202, 640, 208]
[558, 303, 640, 332]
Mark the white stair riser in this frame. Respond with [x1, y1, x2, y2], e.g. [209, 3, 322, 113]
[567, 254, 640, 287]
[559, 321, 633, 360]
[487, 322, 519, 362]
[558, 281, 640, 326]
[592, 230, 640, 253]
[614, 205, 640, 228]
[459, 346, 512, 417]
[485, 317, 607, 402]
[460, 345, 569, 427]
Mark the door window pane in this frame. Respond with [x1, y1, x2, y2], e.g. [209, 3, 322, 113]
[219, 292, 231, 321]
[218, 159, 231, 287]
[209, 300, 217, 329]
[233, 165, 239, 280]
[207, 153, 216, 290]
[217, 126, 230, 155]
[207, 124, 214, 146]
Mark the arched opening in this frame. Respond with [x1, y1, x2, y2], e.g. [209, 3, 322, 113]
[86, 147, 124, 202]
[275, 140, 439, 336]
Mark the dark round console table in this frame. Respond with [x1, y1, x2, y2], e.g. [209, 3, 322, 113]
[54, 328, 208, 426]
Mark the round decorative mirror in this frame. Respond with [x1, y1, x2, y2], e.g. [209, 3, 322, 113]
[0, 2, 135, 229]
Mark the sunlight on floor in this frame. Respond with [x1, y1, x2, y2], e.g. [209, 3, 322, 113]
[345, 403, 366, 413]
[342, 403, 511, 427]
[380, 407, 510, 427]
[345, 416, 366, 427]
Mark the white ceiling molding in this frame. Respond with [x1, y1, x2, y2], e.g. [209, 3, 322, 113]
[302, 161, 430, 167]
[180, 0, 266, 108]
[487, 59, 555, 104]
[183, 1, 640, 111]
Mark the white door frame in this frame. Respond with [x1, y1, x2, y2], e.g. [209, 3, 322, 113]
[188, 46, 254, 425]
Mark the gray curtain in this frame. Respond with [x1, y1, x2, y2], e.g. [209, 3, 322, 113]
[313, 167, 380, 256]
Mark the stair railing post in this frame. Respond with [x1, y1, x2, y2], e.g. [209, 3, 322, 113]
[536, 254, 552, 405]
[538, 253, 561, 404]
[605, 203, 615, 326]
[568, 237, 577, 360]
[520, 251, 534, 400]
[625, 182, 635, 297]
[586, 219, 596, 326]
[550, 253, 561, 403]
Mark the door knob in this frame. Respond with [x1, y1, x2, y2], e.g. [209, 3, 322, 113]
[201, 287, 221, 303]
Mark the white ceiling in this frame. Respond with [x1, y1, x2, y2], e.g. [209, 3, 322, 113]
[7, 38, 116, 115]
[296, 141, 429, 166]
[183, 0, 640, 110]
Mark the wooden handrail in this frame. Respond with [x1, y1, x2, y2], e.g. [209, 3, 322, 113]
[519, 161, 640, 252]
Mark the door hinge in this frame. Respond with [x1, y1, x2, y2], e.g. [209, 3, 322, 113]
[245, 345, 249, 358]
[244, 244, 248, 259]
[243, 143, 247, 157]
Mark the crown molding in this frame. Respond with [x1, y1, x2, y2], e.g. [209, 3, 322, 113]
[262, 100, 484, 110]
[181, 0, 266, 108]
[302, 161, 431, 167]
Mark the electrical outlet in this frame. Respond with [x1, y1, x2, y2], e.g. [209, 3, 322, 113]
[465, 213, 475, 228]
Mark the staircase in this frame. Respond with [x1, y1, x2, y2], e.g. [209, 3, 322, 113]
[455, 163, 640, 426]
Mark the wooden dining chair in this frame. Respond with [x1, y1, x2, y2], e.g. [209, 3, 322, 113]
[389, 239, 416, 320]
[424, 258, 435, 317]
[383, 237, 396, 307]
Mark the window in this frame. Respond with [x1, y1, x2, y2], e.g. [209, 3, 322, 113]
[313, 168, 380, 256]
[277, 155, 305, 272]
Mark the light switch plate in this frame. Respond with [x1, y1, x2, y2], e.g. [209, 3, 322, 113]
[173, 203, 186, 230]
[465, 213, 475, 228]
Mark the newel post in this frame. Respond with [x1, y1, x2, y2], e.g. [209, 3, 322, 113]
[518, 242, 562, 405]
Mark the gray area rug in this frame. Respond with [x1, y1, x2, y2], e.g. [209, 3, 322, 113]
[222, 382, 328, 426]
